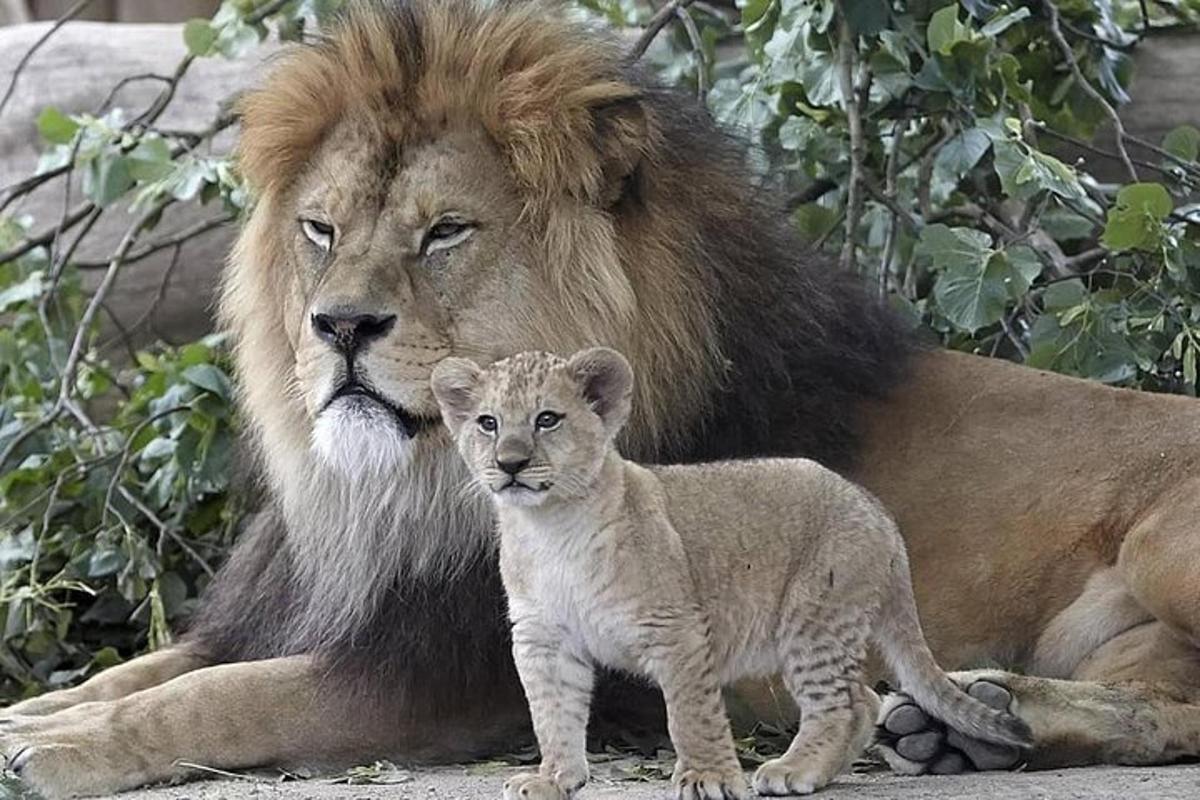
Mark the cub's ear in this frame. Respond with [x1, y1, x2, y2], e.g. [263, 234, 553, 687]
[430, 358, 483, 434]
[567, 347, 633, 434]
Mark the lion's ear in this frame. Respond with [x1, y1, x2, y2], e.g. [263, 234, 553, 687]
[594, 96, 649, 207]
[567, 347, 633, 434]
[430, 358, 484, 434]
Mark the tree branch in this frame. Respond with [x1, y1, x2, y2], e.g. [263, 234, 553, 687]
[630, 0, 697, 61]
[1042, 0, 1138, 183]
[75, 213, 233, 270]
[675, 4, 708, 103]
[836, 4, 867, 271]
[0, 0, 95, 117]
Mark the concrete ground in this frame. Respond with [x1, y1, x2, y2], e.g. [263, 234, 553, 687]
[111, 762, 1200, 800]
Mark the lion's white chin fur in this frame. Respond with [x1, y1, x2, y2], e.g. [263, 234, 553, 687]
[310, 400, 412, 478]
[278, 415, 492, 652]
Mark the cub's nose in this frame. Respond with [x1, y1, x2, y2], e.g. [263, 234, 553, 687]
[311, 310, 396, 355]
[497, 457, 530, 476]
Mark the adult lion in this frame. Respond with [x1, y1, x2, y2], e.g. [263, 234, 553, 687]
[3, 1, 1199, 796]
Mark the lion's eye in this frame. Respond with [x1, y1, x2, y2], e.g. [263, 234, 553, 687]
[535, 411, 562, 431]
[423, 217, 474, 255]
[301, 218, 334, 252]
[477, 414, 498, 434]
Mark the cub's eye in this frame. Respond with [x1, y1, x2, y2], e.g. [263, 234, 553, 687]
[535, 411, 562, 431]
[423, 217, 474, 255]
[477, 414, 498, 434]
[300, 218, 334, 252]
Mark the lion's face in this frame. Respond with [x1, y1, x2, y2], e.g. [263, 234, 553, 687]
[279, 119, 553, 474]
[430, 349, 633, 509]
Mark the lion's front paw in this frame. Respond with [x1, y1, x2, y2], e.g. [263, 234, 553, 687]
[872, 673, 1026, 775]
[502, 772, 570, 800]
[0, 702, 162, 798]
[752, 758, 831, 796]
[673, 765, 749, 800]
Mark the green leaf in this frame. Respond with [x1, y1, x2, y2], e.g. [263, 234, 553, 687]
[934, 128, 991, 178]
[1004, 245, 1043, 298]
[927, 5, 969, 56]
[183, 19, 217, 56]
[36, 107, 79, 145]
[1162, 125, 1199, 164]
[1101, 182, 1173, 252]
[126, 138, 173, 183]
[843, 0, 889, 37]
[84, 155, 134, 208]
[979, 7, 1030, 37]
[915, 223, 993, 271]
[182, 364, 232, 401]
[792, 203, 838, 243]
[0, 271, 46, 311]
[1042, 278, 1088, 310]
[933, 250, 1012, 333]
[87, 548, 126, 578]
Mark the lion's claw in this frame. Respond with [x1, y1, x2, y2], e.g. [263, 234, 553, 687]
[502, 772, 569, 800]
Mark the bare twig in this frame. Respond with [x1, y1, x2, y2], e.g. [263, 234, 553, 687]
[102, 404, 190, 529]
[1063, 246, 1108, 271]
[0, 201, 96, 264]
[96, 73, 174, 115]
[1123, 132, 1200, 179]
[878, 117, 908, 299]
[1043, 0, 1138, 183]
[0, 164, 72, 214]
[0, 0, 95, 117]
[787, 179, 838, 210]
[118, 485, 215, 577]
[76, 213, 233, 270]
[1034, 122, 1191, 181]
[99, 242, 182, 352]
[630, 0, 698, 61]
[836, 3, 867, 271]
[675, 4, 708, 103]
[57, 200, 172, 409]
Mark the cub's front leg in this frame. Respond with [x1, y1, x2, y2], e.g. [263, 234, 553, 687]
[643, 620, 749, 800]
[505, 614, 594, 800]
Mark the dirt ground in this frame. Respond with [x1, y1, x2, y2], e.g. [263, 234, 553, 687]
[113, 762, 1200, 800]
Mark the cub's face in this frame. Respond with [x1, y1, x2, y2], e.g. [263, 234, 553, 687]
[431, 349, 633, 508]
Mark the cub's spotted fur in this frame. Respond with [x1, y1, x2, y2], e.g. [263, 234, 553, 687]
[432, 349, 1031, 798]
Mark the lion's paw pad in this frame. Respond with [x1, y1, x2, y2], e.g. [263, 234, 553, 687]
[752, 759, 831, 796]
[872, 678, 1024, 775]
[674, 766, 749, 800]
[502, 772, 569, 800]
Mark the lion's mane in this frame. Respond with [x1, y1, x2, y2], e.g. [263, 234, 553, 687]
[186, 0, 913, 724]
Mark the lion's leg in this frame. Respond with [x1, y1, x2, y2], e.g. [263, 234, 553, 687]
[0, 656, 380, 798]
[875, 492, 1200, 774]
[0, 653, 530, 799]
[1, 645, 208, 718]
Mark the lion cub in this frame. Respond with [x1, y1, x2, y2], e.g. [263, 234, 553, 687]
[431, 349, 1031, 799]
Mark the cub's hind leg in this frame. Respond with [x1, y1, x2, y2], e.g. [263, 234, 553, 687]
[754, 610, 876, 796]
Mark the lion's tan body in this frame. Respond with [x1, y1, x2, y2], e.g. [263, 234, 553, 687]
[3, 1, 1200, 796]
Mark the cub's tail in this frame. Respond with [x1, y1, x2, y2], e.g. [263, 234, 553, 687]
[872, 545, 1034, 749]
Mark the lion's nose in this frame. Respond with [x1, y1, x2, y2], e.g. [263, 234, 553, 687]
[311, 311, 396, 355]
[496, 457, 530, 476]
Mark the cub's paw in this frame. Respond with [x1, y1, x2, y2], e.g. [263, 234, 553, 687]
[502, 772, 569, 800]
[872, 673, 1026, 775]
[673, 766, 749, 800]
[752, 758, 830, 796]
